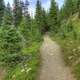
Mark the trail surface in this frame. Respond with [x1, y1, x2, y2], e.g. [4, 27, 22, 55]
[39, 35, 75, 80]
[0, 68, 6, 80]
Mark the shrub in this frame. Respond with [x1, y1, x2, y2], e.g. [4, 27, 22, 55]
[0, 25, 23, 66]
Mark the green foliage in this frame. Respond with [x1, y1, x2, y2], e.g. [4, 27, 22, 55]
[60, 0, 77, 20]
[49, 0, 59, 33]
[3, 2, 13, 25]
[35, 0, 42, 32]
[41, 9, 48, 33]
[0, 25, 23, 66]
[0, 0, 42, 80]
[77, 0, 80, 18]
[13, 0, 22, 27]
[64, 0, 74, 16]
[74, 64, 80, 80]
[35, 0, 48, 34]
[0, 0, 5, 25]
[19, 18, 42, 45]
[59, 20, 75, 39]
[19, 18, 30, 41]
[5, 42, 41, 80]
[35, 0, 42, 23]
[30, 20, 42, 42]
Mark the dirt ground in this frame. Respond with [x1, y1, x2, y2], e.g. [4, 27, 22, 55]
[38, 35, 75, 80]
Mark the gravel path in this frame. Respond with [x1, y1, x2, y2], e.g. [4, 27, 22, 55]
[39, 35, 75, 80]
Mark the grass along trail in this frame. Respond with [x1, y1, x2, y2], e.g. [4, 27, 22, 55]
[38, 35, 75, 80]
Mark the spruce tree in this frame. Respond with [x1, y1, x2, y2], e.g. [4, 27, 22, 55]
[63, 0, 77, 19]
[24, 0, 29, 16]
[35, 0, 43, 32]
[19, 0, 31, 43]
[24, 0, 31, 27]
[0, 0, 5, 25]
[49, 0, 59, 33]
[0, 25, 22, 66]
[77, 0, 80, 18]
[3, 2, 13, 25]
[41, 8, 48, 33]
[20, 0, 25, 16]
[59, 5, 66, 20]
[13, 0, 22, 27]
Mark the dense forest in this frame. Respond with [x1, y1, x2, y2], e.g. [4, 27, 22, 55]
[0, 0, 80, 80]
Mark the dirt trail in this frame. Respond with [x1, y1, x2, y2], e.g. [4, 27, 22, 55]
[0, 69, 6, 80]
[39, 35, 75, 80]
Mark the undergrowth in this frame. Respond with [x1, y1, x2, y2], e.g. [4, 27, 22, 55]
[4, 42, 41, 80]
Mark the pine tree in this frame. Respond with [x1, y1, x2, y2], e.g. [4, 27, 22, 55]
[13, 0, 22, 27]
[49, 0, 59, 33]
[20, 0, 25, 16]
[35, 0, 43, 32]
[73, 0, 77, 13]
[41, 8, 48, 33]
[63, 0, 77, 19]
[0, 0, 5, 25]
[0, 25, 22, 66]
[77, 0, 80, 18]
[3, 2, 13, 25]
[24, 0, 29, 17]
[19, 0, 31, 43]
[19, 18, 29, 41]
[59, 5, 66, 20]
[20, 0, 30, 20]
[24, 0, 31, 26]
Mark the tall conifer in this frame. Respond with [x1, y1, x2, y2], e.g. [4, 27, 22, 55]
[0, 0, 5, 25]
[49, 0, 59, 33]
[13, 0, 22, 27]
[3, 2, 13, 25]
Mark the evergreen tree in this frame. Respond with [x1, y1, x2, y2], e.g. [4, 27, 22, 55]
[35, 0, 48, 33]
[73, 0, 78, 13]
[19, 0, 31, 43]
[13, 0, 22, 27]
[59, 5, 66, 21]
[19, 18, 29, 42]
[77, 0, 80, 18]
[35, 0, 43, 32]
[3, 2, 13, 25]
[0, 0, 5, 25]
[24, 0, 29, 17]
[20, 0, 30, 20]
[20, 0, 25, 16]
[0, 25, 22, 66]
[41, 8, 48, 33]
[64, 0, 73, 16]
[24, 0, 31, 27]
[63, 0, 77, 19]
[49, 0, 59, 33]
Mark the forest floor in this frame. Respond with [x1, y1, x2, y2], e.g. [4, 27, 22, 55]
[38, 35, 75, 80]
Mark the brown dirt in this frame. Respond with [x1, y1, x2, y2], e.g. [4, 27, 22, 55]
[38, 35, 76, 80]
[0, 68, 6, 80]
